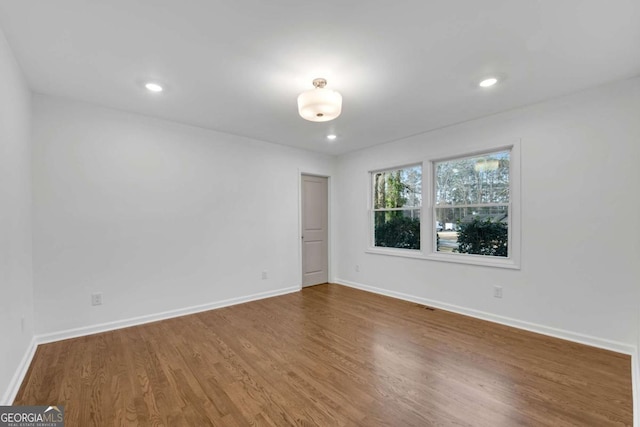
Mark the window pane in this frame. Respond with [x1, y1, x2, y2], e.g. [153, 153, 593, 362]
[435, 151, 509, 206]
[374, 209, 420, 249]
[435, 206, 508, 257]
[373, 165, 422, 209]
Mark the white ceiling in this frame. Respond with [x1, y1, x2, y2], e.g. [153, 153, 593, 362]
[0, 1, 639, 155]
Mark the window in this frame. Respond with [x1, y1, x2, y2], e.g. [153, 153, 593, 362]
[433, 148, 513, 260]
[371, 164, 422, 250]
[367, 141, 520, 268]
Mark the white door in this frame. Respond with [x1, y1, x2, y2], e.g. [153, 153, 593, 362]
[301, 175, 328, 287]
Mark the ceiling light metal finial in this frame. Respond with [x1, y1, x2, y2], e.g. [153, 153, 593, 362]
[312, 78, 327, 89]
[297, 78, 342, 122]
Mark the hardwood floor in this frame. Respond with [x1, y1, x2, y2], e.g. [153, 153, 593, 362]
[15, 284, 632, 426]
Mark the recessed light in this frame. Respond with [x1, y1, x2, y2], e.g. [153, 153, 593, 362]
[145, 82, 163, 92]
[327, 134, 337, 140]
[479, 78, 498, 88]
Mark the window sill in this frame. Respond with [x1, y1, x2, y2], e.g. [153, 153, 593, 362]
[424, 252, 520, 269]
[366, 247, 520, 269]
[365, 247, 425, 259]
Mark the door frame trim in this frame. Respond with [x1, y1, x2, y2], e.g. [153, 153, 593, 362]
[298, 171, 332, 288]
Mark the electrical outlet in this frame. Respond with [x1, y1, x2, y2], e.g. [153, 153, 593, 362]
[261, 270, 268, 280]
[91, 292, 103, 306]
[355, 265, 360, 272]
[493, 286, 503, 299]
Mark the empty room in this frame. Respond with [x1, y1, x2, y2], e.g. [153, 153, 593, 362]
[1, 1, 639, 426]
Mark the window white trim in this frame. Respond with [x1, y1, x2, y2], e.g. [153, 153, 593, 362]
[425, 140, 521, 269]
[368, 163, 423, 251]
[366, 139, 521, 270]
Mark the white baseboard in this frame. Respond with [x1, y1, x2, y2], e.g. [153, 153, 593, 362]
[37, 286, 300, 345]
[334, 278, 635, 355]
[633, 350, 639, 427]
[1, 336, 37, 405]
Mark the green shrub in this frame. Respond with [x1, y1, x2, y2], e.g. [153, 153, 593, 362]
[457, 218, 508, 257]
[375, 216, 420, 249]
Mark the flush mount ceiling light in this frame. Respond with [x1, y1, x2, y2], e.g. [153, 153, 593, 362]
[479, 77, 498, 88]
[327, 134, 337, 140]
[297, 78, 342, 122]
[145, 82, 163, 92]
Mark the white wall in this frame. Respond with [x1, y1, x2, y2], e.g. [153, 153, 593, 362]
[334, 77, 640, 350]
[0, 27, 34, 403]
[32, 95, 334, 336]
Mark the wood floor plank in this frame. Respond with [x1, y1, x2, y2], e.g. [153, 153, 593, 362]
[14, 284, 632, 426]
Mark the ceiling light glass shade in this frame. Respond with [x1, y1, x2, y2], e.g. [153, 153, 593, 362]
[297, 78, 342, 122]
